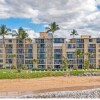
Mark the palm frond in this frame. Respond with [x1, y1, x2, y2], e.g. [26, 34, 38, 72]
[45, 22, 60, 33]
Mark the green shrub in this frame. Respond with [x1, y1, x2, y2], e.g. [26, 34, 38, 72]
[22, 64, 26, 70]
[17, 69, 21, 73]
[11, 65, 16, 69]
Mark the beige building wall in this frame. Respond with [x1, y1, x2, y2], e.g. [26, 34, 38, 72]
[33, 43, 37, 68]
[96, 43, 99, 68]
[83, 38, 89, 60]
[40, 32, 48, 38]
[12, 39, 17, 66]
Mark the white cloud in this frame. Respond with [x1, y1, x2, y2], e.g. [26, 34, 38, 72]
[96, 0, 100, 5]
[2, 28, 39, 39]
[0, 0, 100, 38]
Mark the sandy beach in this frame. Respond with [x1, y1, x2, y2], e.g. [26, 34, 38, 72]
[0, 76, 99, 94]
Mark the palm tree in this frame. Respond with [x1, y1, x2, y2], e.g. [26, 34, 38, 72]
[12, 27, 28, 70]
[74, 49, 83, 70]
[62, 56, 69, 70]
[70, 29, 78, 38]
[33, 59, 37, 68]
[84, 60, 90, 70]
[62, 56, 70, 76]
[46, 22, 59, 68]
[84, 52, 92, 70]
[0, 25, 10, 68]
[84, 52, 92, 60]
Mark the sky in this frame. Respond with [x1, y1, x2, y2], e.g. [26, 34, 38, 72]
[0, 0, 100, 39]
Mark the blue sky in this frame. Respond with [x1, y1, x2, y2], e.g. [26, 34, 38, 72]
[0, 0, 100, 38]
[0, 18, 45, 32]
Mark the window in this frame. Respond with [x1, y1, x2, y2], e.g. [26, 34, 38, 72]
[17, 59, 24, 64]
[17, 44, 23, 48]
[25, 60, 33, 64]
[68, 44, 75, 48]
[69, 60, 76, 64]
[0, 59, 3, 63]
[25, 44, 32, 48]
[17, 55, 24, 58]
[54, 49, 62, 53]
[89, 59, 96, 64]
[54, 38, 64, 43]
[36, 39, 45, 43]
[6, 44, 13, 48]
[17, 49, 24, 53]
[37, 49, 46, 53]
[77, 44, 84, 48]
[37, 54, 46, 59]
[88, 44, 96, 48]
[89, 39, 93, 42]
[76, 39, 84, 43]
[38, 59, 46, 64]
[78, 59, 83, 64]
[17, 39, 23, 43]
[0, 50, 2, 53]
[54, 65, 61, 68]
[67, 53, 73, 59]
[25, 54, 33, 59]
[88, 49, 96, 53]
[27, 65, 33, 69]
[0, 64, 3, 68]
[6, 59, 12, 63]
[27, 49, 32, 53]
[38, 65, 46, 68]
[54, 60, 62, 64]
[54, 54, 62, 59]
[8, 39, 12, 43]
[6, 49, 12, 53]
[97, 38, 100, 43]
[37, 44, 45, 48]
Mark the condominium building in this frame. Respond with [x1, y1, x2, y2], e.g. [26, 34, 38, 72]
[0, 38, 33, 69]
[0, 32, 100, 69]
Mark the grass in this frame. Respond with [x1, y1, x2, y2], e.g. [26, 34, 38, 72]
[0, 69, 99, 79]
[0, 69, 66, 79]
[70, 69, 100, 75]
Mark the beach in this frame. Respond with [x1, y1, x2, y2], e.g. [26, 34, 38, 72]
[0, 76, 99, 97]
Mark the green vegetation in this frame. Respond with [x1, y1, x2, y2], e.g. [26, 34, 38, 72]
[70, 69, 100, 75]
[46, 22, 60, 69]
[0, 69, 99, 79]
[0, 25, 10, 68]
[70, 29, 78, 38]
[84, 60, 91, 70]
[13, 27, 29, 70]
[74, 49, 84, 70]
[0, 69, 66, 79]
